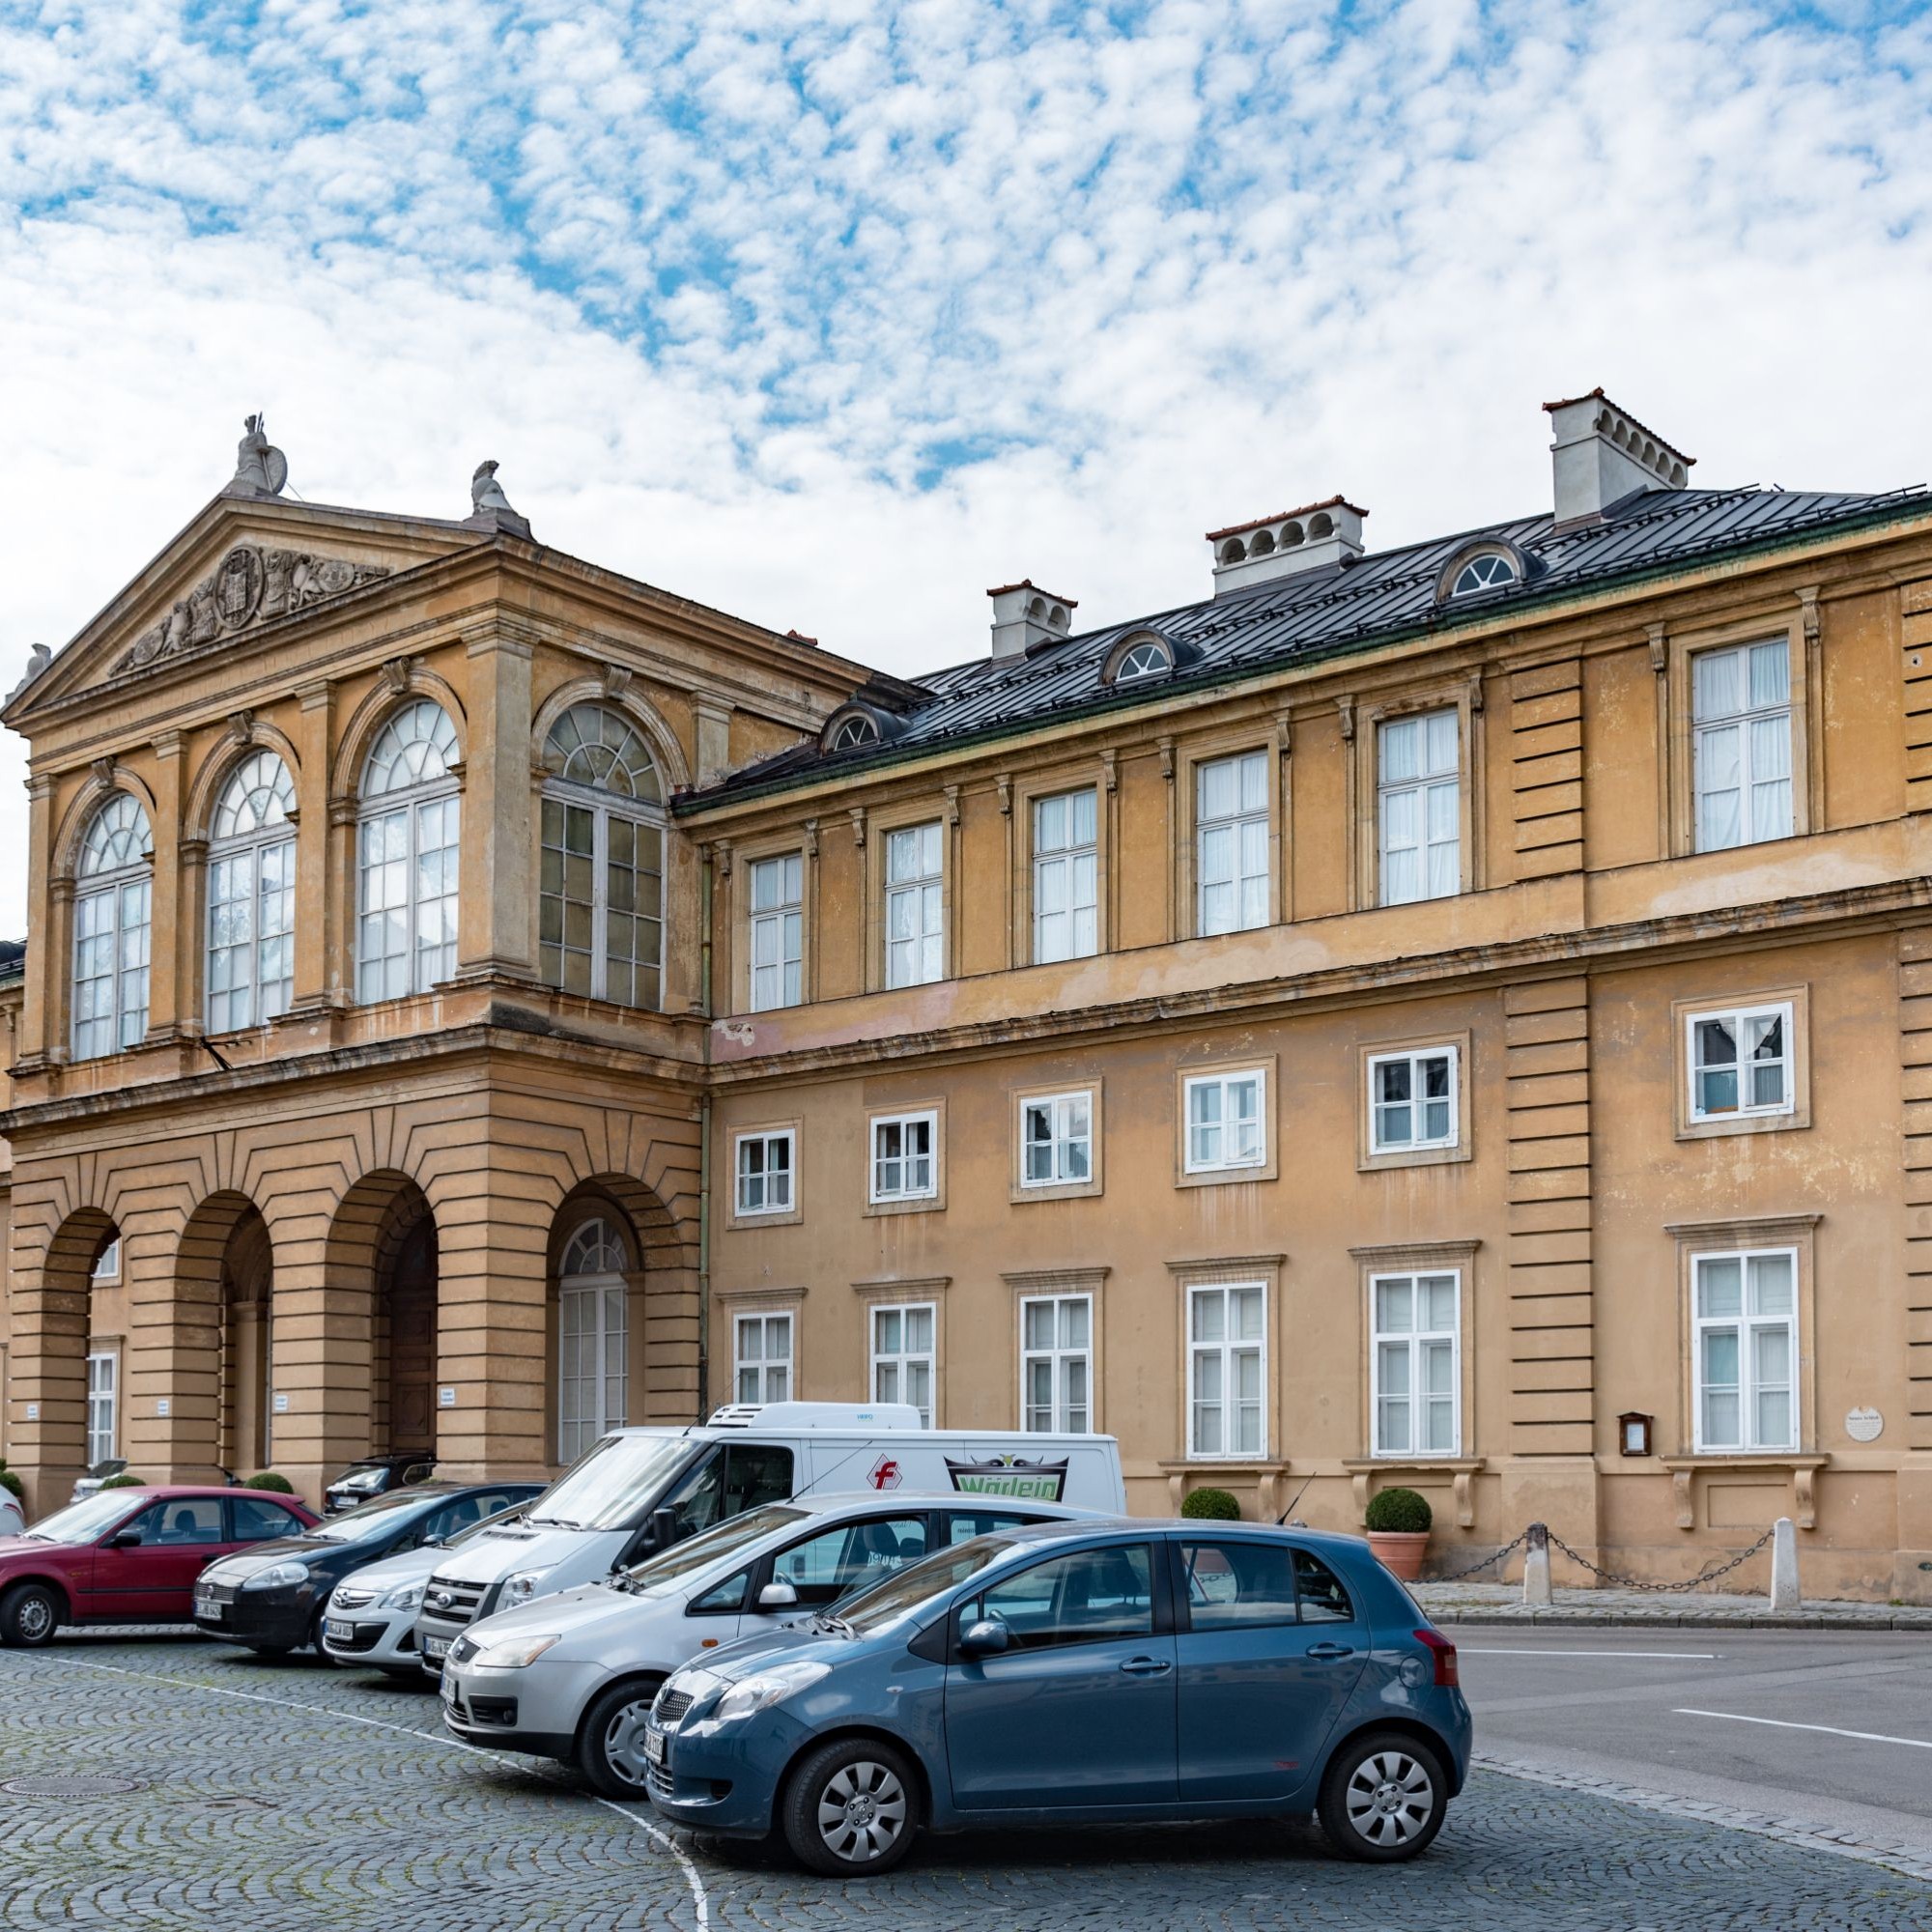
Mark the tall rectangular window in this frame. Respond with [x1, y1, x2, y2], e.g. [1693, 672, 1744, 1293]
[1032, 789, 1098, 962]
[1188, 1283, 1265, 1457]
[1692, 1249, 1797, 1451]
[207, 838, 296, 1033]
[1687, 1002, 1793, 1122]
[734, 1312, 793, 1406]
[557, 1282, 629, 1464]
[1197, 751, 1270, 935]
[86, 1351, 118, 1465]
[1371, 1272, 1461, 1456]
[1378, 710, 1460, 905]
[870, 1112, 937, 1204]
[73, 879, 153, 1060]
[1693, 640, 1792, 852]
[540, 800, 665, 1009]
[1184, 1068, 1266, 1174]
[885, 822, 944, 988]
[1369, 1047, 1459, 1153]
[734, 1129, 795, 1217]
[1021, 1294, 1092, 1433]
[870, 1303, 936, 1426]
[357, 795, 460, 1001]
[748, 854, 804, 1011]
[1019, 1091, 1093, 1188]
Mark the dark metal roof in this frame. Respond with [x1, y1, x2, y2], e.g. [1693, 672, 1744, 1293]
[683, 483, 1930, 811]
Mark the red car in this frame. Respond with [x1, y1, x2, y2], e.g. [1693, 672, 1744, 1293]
[0, 1484, 320, 1647]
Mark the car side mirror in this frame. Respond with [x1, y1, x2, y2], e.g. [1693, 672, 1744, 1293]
[647, 1506, 680, 1550]
[958, 1617, 1009, 1659]
[106, 1528, 142, 1550]
[757, 1579, 798, 1609]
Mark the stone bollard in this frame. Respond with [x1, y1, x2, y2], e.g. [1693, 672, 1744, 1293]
[1521, 1521, 1552, 1606]
[1769, 1516, 1801, 1612]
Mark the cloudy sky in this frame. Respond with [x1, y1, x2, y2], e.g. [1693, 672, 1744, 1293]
[2, 0, 1929, 932]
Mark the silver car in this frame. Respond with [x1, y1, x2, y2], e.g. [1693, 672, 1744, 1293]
[439, 1490, 1092, 1797]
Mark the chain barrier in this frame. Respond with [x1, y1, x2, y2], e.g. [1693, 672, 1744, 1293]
[1428, 1528, 1531, 1584]
[1540, 1522, 1776, 1595]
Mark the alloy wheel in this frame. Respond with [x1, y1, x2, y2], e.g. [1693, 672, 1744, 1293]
[1343, 1748, 1435, 1847]
[16, 1594, 52, 1642]
[601, 1697, 659, 1789]
[815, 1758, 908, 1864]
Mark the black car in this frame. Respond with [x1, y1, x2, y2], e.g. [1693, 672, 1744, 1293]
[324, 1452, 437, 1516]
[191, 1482, 541, 1656]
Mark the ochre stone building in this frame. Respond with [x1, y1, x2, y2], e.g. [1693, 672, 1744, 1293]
[6, 396, 1932, 1601]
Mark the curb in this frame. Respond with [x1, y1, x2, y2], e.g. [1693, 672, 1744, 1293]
[1431, 1609, 1932, 1630]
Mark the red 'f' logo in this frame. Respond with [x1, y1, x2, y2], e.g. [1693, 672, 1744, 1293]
[869, 1457, 902, 1490]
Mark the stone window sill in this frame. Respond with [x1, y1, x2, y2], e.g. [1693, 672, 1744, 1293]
[1341, 1457, 1486, 1529]
[1658, 1453, 1827, 1530]
[1156, 1458, 1294, 1518]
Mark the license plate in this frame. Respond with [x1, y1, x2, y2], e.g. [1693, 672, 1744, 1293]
[196, 1601, 224, 1622]
[644, 1726, 666, 1767]
[423, 1635, 450, 1661]
[440, 1673, 457, 1706]
[324, 1619, 354, 1643]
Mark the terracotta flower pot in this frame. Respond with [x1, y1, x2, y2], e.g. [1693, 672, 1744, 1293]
[1367, 1529, 1430, 1581]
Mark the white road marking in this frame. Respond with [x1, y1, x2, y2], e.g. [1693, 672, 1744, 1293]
[1463, 1647, 1719, 1660]
[1675, 1707, 1932, 1751]
[51, 1656, 712, 1928]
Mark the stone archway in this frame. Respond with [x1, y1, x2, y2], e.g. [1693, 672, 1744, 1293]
[323, 1171, 439, 1464]
[6, 1206, 118, 1511]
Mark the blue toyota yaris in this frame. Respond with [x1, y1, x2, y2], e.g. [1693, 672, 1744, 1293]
[640, 1519, 1471, 1875]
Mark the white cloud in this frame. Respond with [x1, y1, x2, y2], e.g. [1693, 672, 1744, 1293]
[1, 0, 1930, 934]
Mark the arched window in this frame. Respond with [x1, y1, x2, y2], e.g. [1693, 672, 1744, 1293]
[207, 751, 297, 1032]
[539, 703, 665, 1009]
[1113, 639, 1172, 684]
[1449, 553, 1518, 597]
[356, 699, 461, 1004]
[557, 1215, 630, 1462]
[71, 793, 153, 1061]
[829, 714, 880, 752]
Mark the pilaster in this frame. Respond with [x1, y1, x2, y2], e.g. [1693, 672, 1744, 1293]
[18, 776, 54, 1062]
[291, 680, 335, 1009]
[455, 633, 537, 980]
[1509, 658, 1584, 878]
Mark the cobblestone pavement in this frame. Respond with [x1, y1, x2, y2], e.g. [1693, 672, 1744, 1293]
[3, 1634, 1931, 1930]
[1413, 1579, 1932, 1629]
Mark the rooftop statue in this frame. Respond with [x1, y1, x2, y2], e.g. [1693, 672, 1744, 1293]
[230, 413, 289, 498]
[7, 641, 52, 702]
[466, 458, 533, 539]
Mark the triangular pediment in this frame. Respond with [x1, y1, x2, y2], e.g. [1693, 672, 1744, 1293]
[6, 491, 488, 725]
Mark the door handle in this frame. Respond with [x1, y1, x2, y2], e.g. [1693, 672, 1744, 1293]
[1306, 1642, 1355, 1661]
[1119, 1656, 1173, 1675]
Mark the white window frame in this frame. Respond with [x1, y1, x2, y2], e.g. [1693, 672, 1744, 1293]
[1691, 1247, 1799, 1454]
[748, 853, 805, 1011]
[869, 1302, 936, 1427]
[734, 1311, 793, 1406]
[1686, 1001, 1795, 1123]
[1377, 708, 1461, 906]
[1368, 1046, 1460, 1154]
[86, 1350, 118, 1465]
[1183, 1067, 1267, 1175]
[1195, 750, 1270, 937]
[1186, 1281, 1267, 1459]
[1692, 639, 1793, 854]
[355, 701, 461, 1005]
[733, 1128, 796, 1218]
[884, 821, 945, 989]
[1019, 1091, 1094, 1190]
[1020, 1293, 1093, 1434]
[206, 752, 298, 1035]
[869, 1110, 938, 1205]
[91, 1236, 122, 1285]
[1031, 788, 1098, 963]
[71, 794, 154, 1062]
[1369, 1270, 1463, 1458]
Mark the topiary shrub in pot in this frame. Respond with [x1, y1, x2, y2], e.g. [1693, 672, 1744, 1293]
[1180, 1487, 1241, 1521]
[242, 1472, 296, 1493]
[98, 1473, 143, 1491]
[1364, 1486, 1433, 1580]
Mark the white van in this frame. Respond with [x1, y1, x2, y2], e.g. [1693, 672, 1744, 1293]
[412, 1402, 1123, 1670]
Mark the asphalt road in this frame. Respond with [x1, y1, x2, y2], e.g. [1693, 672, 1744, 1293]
[1459, 1627, 1932, 1861]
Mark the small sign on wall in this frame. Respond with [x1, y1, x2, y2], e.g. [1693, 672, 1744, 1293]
[272, 1392, 290, 1414]
[24, 1403, 39, 1421]
[156, 1398, 170, 1418]
[439, 1387, 457, 1409]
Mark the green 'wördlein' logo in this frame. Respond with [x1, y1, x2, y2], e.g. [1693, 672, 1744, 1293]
[945, 1454, 1069, 1501]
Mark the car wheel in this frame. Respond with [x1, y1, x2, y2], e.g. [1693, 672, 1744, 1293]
[0, 1581, 63, 1649]
[577, 1678, 667, 1801]
[1317, 1730, 1449, 1861]
[781, 1737, 919, 1877]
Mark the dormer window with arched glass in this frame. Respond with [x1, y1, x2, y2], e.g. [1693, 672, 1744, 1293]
[829, 714, 880, 752]
[1114, 639, 1172, 684]
[1450, 553, 1518, 596]
[71, 793, 154, 1060]
[207, 751, 297, 1032]
[356, 698, 461, 1004]
[539, 703, 666, 1009]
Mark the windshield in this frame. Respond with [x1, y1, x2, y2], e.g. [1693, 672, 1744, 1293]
[306, 1490, 440, 1543]
[524, 1434, 695, 1532]
[25, 1492, 149, 1545]
[619, 1504, 806, 1593]
[331, 1466, 389, 1493]
[836, 1535, 1018, 1634]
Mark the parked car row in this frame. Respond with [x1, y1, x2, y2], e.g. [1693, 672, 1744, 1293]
[0, 1402, 1472, 1875]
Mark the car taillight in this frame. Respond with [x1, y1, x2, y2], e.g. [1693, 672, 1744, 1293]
[1413, 1627, 1458, 1688]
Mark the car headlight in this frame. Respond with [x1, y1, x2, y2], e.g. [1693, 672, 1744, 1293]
[471, 1632, 560, 1669]
[499, 1567, 554, 1609]
[713, 1661, 831, 1724]
[379, 1581, 424, 1612]
[242, 1561, 310, 1591]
